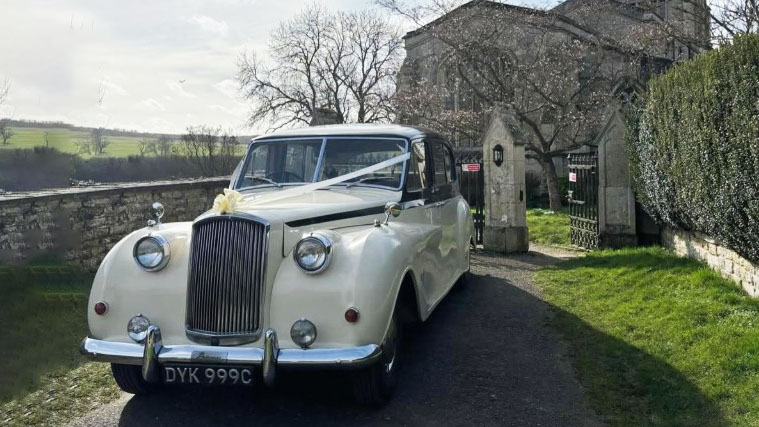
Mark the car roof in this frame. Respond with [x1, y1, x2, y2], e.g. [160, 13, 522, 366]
[252, 124, 445, 142]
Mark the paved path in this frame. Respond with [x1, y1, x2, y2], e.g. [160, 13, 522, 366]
[70, 246, 602, 427]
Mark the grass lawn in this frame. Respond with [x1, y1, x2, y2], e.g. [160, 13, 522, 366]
[0, 265, 120, 426]
[0, 127, 149, 158]
[535, 247, 759, 426]
[527, 208, 570, 247]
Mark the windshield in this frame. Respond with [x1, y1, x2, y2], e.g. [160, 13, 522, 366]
[235, 137, 407, 190]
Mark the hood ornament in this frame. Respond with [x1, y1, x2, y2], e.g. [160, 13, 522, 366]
[148, 202, 165, 227]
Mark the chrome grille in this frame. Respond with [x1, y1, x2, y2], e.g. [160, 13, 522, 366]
[186, 215, 269, 345]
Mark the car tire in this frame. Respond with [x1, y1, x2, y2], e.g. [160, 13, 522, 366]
[351, 306, 402, 406]
[111, 363, 157, 395]
[456, 237, 474, 287]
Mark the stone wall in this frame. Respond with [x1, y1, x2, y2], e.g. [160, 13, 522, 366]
[662, 226, 759, 298]
[0, 178, 229, 271]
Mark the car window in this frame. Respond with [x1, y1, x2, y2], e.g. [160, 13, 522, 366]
[432, 142, 448, 186]
[406, 142, 427, 192]
[237, 139, 322, 188]
[285, 143, 320, 181]
[318, 138, 406, 189]
[443, 144, 456, 183]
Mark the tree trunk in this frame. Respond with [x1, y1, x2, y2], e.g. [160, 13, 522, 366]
[541, 155, 562, 211]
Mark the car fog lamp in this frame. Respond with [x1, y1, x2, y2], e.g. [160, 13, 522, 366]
[290, 318, 317, 348]
[133, 235, 170, 271]
[128, 314, 151, 343]
[293, 234, 332, 274]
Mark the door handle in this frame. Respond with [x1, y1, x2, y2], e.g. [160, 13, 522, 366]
[435, 201, 448, 208]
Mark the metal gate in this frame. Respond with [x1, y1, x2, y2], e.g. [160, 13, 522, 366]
[567, 153, 599, 249]
[458, 160, 484, 245]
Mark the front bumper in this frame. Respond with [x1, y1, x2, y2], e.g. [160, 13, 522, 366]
[81, 326, 381, 386]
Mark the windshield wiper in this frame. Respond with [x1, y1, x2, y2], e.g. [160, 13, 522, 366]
[345, 177, 396, 189]
[241, 175, 282, 188]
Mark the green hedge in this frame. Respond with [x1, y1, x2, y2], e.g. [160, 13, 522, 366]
[628, 35, 759, 262]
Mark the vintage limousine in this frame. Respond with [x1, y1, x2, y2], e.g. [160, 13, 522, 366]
[81, 124, 473, 404]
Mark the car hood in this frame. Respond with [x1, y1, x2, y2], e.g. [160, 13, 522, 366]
[195, 186, 402, 226]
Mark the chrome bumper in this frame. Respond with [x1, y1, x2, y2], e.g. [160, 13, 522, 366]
[80, 327, 381, 386]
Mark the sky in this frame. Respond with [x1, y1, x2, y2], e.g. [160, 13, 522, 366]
[0, 0, 551, 135]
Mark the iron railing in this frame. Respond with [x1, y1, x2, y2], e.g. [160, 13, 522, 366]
[568, 153, 599, 249]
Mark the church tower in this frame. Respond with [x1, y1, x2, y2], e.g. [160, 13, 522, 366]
[656, 0, 711, 58]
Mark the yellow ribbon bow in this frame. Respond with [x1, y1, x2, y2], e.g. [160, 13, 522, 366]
[212, 189, 243, 214]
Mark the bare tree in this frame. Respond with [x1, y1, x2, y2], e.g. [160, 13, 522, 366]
[237, 5, 403, 130]
[0, 78, 11, 146]
[139, 138, 157, 156]
[710, 0, 759, 42]
[77, 128, 110, 155]
[386, 1, 645, 209]
[178, 125, 239, 176]
[97, 78, 108, 107]
[0, 78, 8, 106]
[156, 135, 173, 157]
[0, 120, 13, 145]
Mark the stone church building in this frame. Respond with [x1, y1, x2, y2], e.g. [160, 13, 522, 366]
[397, 0, 711, 203]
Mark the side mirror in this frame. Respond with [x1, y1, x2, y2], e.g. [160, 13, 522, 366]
[384, 202, 402, 225]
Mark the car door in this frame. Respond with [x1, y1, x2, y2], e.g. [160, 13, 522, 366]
[429, 140, 460, 299]
[402, 140, 440, 309]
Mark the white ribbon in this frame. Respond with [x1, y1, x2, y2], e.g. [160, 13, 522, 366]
[229, 152, 411, 210]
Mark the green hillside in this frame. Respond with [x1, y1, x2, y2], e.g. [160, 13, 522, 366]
[0, 127, 157, 158]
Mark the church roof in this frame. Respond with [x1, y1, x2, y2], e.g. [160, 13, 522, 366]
[402, 0, 656, 55]
[403, 1, 568, 40]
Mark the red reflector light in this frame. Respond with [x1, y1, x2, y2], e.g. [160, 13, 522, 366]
[94, 301, 108, 315]
[345, 307, 359, 323]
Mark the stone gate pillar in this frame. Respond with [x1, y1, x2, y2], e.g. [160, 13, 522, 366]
[482, 105, 529, 253]
[596, 106, 636, 248]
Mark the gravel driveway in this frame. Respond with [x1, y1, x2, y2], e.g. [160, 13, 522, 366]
[70, 246, 602, 427]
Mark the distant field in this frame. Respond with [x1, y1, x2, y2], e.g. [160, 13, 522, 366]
[0, 126, 250, 158]
[0, 127, 153, 158]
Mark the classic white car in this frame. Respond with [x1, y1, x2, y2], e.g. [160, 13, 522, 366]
[81, 124, 473, 404]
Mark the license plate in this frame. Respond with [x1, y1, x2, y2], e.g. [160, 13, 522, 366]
[163, 365, 254, 386]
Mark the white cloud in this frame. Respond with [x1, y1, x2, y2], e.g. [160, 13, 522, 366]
[0, 105, 15, 118]
[141, 98, 166, 111]
[188, 15, 229, 37]
[101, 80, 128, 96]
[209, 103, 247, 116]
[213, 79, 240, 100]
[0, 0, 375, 134]
[167, 81, 197, 98]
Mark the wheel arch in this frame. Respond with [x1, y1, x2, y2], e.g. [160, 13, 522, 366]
[395, 268, 423, 325]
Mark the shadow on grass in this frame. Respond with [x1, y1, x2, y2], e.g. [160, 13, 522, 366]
[110, 266, 725, 427]
[0, 264, 93, 403]
[548, 305, 726, 426]
[549, 246, 699, 274]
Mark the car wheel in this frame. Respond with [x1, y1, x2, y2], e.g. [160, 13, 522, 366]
[111, 363, 157, 395]
[457, 237, 474, 287]
[351, 306, 402, 406]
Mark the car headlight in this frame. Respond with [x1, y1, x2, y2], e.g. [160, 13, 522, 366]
[133, 235, 170, 271]
[290, 318, 317, 348]
[128, 314, 151, 343]
[293, 233, 332, 274]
